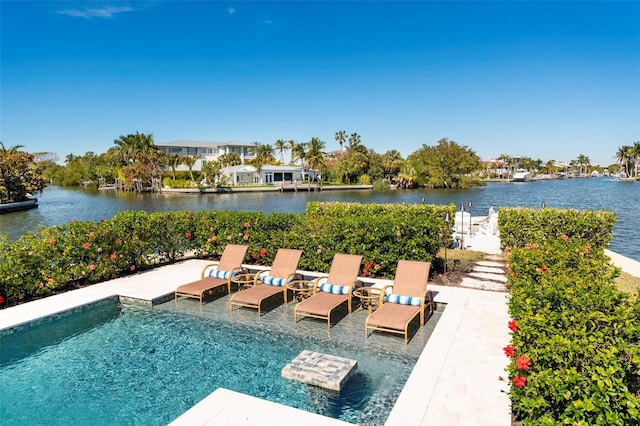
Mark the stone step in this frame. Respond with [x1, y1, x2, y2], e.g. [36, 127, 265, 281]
[468, 272, 508, 283]
[473, 266, 505, 274]
[460, 277, 508, 292]
[475, 261, 506, 268]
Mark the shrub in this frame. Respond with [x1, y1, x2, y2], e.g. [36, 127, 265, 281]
[504, 219, 639, 425]
[0, 202, 451, 305]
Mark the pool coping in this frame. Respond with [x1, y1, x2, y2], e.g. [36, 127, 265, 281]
[0, 259, 512, 426]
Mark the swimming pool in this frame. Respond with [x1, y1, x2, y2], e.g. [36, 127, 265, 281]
[0, 298, 441, 425]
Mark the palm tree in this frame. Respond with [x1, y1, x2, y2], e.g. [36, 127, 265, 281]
[633, 141, 640, 178]
[576, 154, 590, 176]
[274, 139, 286, 164]
[182, 155, 197, 182]
[290, 141, 307, 168]
[347, 133, 362, 152]
[162, 153, 183, 180]
[0, 141, 24, 153]
[305, 137, 327, 184]
[285, 140, 296, 164]
[334, 131, 347, 151]
[615, 145, 632, 176]
[249, 143, 276, 184]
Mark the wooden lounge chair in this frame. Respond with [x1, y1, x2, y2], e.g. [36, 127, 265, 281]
[174, 244, 248, 303]
[229, 248, 303, 315]
[365, 260, 433, 343]
[293, 253, 362, 328]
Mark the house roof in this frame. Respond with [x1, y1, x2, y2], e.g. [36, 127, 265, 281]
[221, 164, 305, 173]
[156, 140, 254, 148]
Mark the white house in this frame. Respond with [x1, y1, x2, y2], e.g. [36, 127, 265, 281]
[156, 140, 256, 171]
[222, 164, 318, 185]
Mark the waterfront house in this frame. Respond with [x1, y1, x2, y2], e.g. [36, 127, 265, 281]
[156, 141, 256, 171]
[221, 164, 318, 185]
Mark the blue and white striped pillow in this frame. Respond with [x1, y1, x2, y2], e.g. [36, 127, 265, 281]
[208, 269, 231, 279]
[261, 275, 289, 286]
[319, 283, 352, 295]
[385, 293, 422, 306]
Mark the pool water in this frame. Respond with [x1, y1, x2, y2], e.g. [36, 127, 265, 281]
[0, 300, 434, 425]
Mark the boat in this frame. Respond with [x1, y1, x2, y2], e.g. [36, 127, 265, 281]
[512, 170, 531, 182]
[0, 194, 38, 213]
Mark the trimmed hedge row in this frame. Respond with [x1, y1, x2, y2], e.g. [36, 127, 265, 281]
[503, 209, 639, 425]
[499, 207, 616, 250]
[0, 202, 455, 306]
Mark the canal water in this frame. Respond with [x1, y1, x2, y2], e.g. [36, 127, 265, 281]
[1, 179, 638, 261]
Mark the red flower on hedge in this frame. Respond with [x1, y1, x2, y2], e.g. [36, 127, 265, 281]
[185, 232, 192, 239]
[374, 264, 380, 270]
[260, 248, 267, 258]
[535, 265, 548, 274]
[244, 221, 251, 228]
[110, 253, 117, 260]
[508, 319, 518, 332]
[364, 262, 372, 269]
[49, 237, 56, 244]
[251, 252, 258, 259]
[0, 295, 4, 304]
[503, 345, 515, 357]
[130, 265, 136, 271]
[82, 242, 90, 250]
[516, 354, 531, 371]
[585, 246, 592, 253]
[89, 264, 97, 271]
[561, 234, 569, 241]
[513, 376, 527, 388]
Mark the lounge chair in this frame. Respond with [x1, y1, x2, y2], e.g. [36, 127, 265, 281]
[174, 244, 248, 303]
[229, 248, 303, 315]
[293, 253, 362, 328]
[365, 260, 433, 343]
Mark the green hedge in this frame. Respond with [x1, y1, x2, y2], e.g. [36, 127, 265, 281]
[504, 210, 639, 425]
[499, 207, 616, 250]
[0, 202, 453, 305]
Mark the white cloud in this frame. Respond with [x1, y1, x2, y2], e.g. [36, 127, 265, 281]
[227, 7, 235, 15]
[57, 5, 135, 19]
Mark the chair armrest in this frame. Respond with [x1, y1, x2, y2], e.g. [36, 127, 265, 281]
[200, 262, 220, 279]
[377, 285, 393, 305]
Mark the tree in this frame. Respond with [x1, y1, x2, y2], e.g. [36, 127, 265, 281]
[290, 141, 307, 167]
[182, 155, 198, 182]
[274, 139, 287, 164]
[218, 153, 241, 167]
[407, 138, 482, 189]
[113, 132, 158, 165]
[615, 145, 633, 176]
[249, 143, 276, 184]
[381, 150, 405, 178]
[305, 137, 328, 181]
[633, 141, 640, 178]
[576, 154, 590, 175]
[347, 133, 363, 152]
[162, 153, 184, 180]
[334, 130, 347, 151]
[0, 145, 46, 202]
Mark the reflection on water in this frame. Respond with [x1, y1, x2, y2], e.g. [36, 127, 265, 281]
[0, 179, 638, 261]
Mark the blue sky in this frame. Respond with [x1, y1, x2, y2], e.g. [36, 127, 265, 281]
[1, 1, 638, 166]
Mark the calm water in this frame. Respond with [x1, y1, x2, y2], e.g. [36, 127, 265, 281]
[0, 300, 421, 425]
[1, 179, 638, 261]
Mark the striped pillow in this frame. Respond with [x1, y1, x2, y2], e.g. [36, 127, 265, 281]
[319, 283, 352, 295]
[261, 275, 289, 286]
[207, 269, 232, 279]
[385, 293, 422, 306]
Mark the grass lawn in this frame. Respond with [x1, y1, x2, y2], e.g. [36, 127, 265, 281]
[615, 271, 640, 299]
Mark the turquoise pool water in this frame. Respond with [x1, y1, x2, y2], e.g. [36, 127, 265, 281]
[0, 300, 431, 425]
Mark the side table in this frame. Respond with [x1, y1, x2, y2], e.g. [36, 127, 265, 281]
[353, 286, 384, 313]
[231, 273, 255, 291]
[285, 280, 315, 303]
